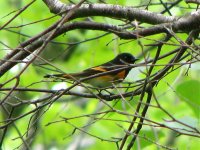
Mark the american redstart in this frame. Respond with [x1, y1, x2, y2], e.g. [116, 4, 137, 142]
[44, 53, 138, 88]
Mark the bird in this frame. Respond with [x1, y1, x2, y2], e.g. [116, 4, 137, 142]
[44, 53, 138, 88]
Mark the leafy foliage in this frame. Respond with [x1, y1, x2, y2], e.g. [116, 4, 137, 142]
[0, 0, 200, 150]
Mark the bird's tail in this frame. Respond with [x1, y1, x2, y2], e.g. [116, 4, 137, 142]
[44, 74, 72, 79]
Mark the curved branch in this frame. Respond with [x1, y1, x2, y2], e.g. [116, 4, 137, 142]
[43, 0, 176, 24]
[43, 0, 200, 32]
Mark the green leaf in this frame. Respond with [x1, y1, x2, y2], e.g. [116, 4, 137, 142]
[165, 116, 199, 133]
[176, 80, 200, 117]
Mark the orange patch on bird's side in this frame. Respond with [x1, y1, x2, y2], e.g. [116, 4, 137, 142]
[116, 70, 126, 79]
[91, 66, 107, 72]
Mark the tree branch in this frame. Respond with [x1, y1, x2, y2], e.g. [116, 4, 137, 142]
[43, 1, 176, 24]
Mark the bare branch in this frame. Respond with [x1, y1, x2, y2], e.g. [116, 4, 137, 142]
[43, 1, 176, 24]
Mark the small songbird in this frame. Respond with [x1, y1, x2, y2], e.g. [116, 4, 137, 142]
[44, 53, 138, 88]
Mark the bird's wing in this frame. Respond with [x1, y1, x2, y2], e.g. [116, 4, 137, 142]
[44, 62, 121, 80]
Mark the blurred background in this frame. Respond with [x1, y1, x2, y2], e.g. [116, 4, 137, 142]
[0, 0, 200, 149]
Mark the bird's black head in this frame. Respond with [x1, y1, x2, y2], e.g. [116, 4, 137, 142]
[113, 53, 138, 64]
